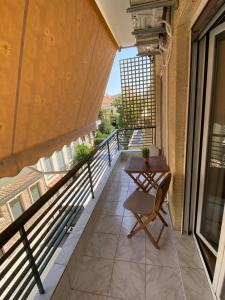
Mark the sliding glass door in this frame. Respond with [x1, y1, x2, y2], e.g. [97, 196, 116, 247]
[196, 22, 225, 298]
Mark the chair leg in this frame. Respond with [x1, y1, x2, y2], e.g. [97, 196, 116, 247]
[127, 215, 145, 238]
[158, 212, 168, 227]
[128, 220, 139, 236]
[128, 213, 160, 250]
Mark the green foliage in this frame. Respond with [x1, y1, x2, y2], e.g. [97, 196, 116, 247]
[98, 108, 115, 134]
[94, 130, 108, 146]
[113, 95, 123, 128]
[142, 147, 149, 158]
[113, 93, 144, 128]
[75, 144, 92, 162]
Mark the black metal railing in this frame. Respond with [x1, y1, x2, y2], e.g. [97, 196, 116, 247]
[0, 127, 155, 299]
[118, 126, 156, 149]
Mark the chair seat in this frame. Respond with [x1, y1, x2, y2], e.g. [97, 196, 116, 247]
[123, 191, 155, 215]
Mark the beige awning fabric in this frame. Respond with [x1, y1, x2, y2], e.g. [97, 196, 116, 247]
[0, 0, 117, 178]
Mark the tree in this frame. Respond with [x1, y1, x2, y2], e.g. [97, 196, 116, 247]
[75, 144, 92, 162]
[98, 108, 114, 134]
[113, 94, 123, 128]
[94, 130, 108, 146]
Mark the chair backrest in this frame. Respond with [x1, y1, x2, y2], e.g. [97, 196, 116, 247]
[149, 145, 161, 156]
[154, 173, 171, 213]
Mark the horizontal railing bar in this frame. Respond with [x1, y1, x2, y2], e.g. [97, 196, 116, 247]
[2, 184, 92, 298]
[32, 183, 91, 260]
[92, 162, 109, 187]
[90, 149, 108, 169]
[0, 256, 30, 294]
[2, 265, 33, 300]
[27, 168, 90, 237]
[31, 182, 90, 259]
[0, 236, 23, 266]
[90, 152, 109, 171]
[92, 166, 108, 186]
[27, 169, 88, 234]
[91, 156, 109, 175]
[36, 188, 90, 270]
[8, 268, 34, 300]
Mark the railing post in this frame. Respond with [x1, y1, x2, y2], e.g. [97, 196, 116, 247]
[87, 161, 94, 199]
[19, 226, 45, 294]
[116, 130, 120, 151]
[107, 140, 111, 167]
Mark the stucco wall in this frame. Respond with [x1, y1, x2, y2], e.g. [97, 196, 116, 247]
[156, 0, 206, 230]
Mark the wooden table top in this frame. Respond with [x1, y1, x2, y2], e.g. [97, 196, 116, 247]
[125, 156, 170, 173]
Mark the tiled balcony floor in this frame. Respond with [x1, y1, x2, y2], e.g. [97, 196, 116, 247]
[65, 161, 213, 300]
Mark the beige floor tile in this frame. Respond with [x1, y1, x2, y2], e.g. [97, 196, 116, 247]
[93, 215, 123, 234]
[97, 201, 124, 216]
[174, 237, 203, 268]
[84, 233, 118, 259]
[123, 209, 134, 217]
[146, 236, 179, 267]
[120, 216, 139, 236]
[146, 265, 185, 300]
[70, 290, 107, 300]
[116, 234, 145, 263]
[109, 260, 145, 300]
[181, 268, 213, 300]
[104, 189, 128, 202]
[147, 218, 173, 241]
[69, 256, 113, 295]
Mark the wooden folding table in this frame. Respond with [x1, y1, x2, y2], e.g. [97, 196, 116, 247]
[125, 156, 170, 193]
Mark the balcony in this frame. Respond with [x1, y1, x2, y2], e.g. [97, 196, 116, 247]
[0, 129, 213, 299]
[37, 153, 213, 300]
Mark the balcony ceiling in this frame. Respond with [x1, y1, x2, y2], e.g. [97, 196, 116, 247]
[95, 0, 135, 48]
[95, 1, 178, 55]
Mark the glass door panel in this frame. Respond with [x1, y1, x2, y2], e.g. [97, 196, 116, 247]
[197, 23, 225, 278]
[200, 31, 225, 251]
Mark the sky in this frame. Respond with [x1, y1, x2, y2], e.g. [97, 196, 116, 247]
[105, 47, 137, 96]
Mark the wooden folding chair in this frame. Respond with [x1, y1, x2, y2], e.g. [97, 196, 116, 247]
[123, 173, 171, 249]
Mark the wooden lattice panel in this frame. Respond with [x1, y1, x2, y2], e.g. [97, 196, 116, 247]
[120, 56, 156, 129]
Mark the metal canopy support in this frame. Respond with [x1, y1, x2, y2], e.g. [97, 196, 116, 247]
[132, 27, 167, 36]
[137, 51, 160, 56]
[135, 39, 159, 47]
[127, 0, 178, 13]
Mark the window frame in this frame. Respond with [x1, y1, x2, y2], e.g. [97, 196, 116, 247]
[29, 181, 42, 203]
[7, 193, 25, 221]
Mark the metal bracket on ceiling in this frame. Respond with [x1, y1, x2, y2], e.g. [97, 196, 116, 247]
[127, 0, 178, 13]
[132, 26, 167, 36]
[135, 38, 159, 47]
[137, 50, 160, 56]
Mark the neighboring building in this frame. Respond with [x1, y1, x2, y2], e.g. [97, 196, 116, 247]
[0, 171, 47, 234]
[102, 95, 117, 114]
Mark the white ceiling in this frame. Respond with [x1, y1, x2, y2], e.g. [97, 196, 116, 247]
[95, 0, 136, 48]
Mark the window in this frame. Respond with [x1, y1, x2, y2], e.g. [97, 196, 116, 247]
[43, 157, 53, 172]
[9, 196, 24, 220]
[30, 182, 41, 202]
[57, 151, 65, 171]
[66, 145, 73, 161]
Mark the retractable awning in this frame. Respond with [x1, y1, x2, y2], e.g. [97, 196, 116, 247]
[0, 0, 118, 177]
